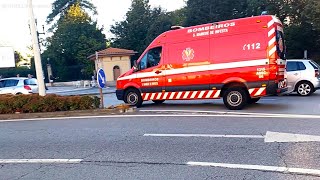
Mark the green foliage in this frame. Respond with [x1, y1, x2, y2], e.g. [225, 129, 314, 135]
[0, 94, 100, 114]
[110, 0, 180, 58]
[46, 0, 97, 28]
[43, 3, 105, 81]
[110, 0, 320, 60]
[184, 0, 248, 26]
[0, 67, 35, 79]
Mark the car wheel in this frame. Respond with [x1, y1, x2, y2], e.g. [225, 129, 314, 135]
[223, 88, 248, 110]
[124, 89, 143, 107]
[296, 81, 314, 96]
[248, 97, 261, 104]
[152, 100, 165, 104]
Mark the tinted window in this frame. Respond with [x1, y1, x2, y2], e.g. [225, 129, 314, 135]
[297, 62, 306, 70]
[24, 79, 37, 85]
[138, 47, 162, 70]
[3, 80, 19, 87]
[286, 62, 298, 71]
[0, 80, 4, 88]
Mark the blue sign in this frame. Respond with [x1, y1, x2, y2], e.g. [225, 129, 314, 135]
[97, 68, 106, 88]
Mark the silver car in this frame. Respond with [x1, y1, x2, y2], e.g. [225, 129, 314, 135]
[285, 59, 320, 96]
[0, 77, 39, 95]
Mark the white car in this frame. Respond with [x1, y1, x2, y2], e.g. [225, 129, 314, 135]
[0, 77, 38, 95]
[285, 59, 320, 96]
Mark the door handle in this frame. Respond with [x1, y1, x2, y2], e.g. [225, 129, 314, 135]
[294, 73, 298, 76]
[155, 70, 162, 74]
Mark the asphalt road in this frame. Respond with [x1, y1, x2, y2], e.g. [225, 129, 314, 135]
[1, 114, 320, 179]
[48, 86, 320, 115]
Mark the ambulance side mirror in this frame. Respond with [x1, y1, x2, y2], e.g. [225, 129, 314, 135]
[133, 60, 139, 72]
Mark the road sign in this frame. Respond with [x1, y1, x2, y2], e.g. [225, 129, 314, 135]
[97, 68, 106, 88]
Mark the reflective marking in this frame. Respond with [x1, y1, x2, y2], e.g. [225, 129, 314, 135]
[169, 92, 176, 99]
[214, 90, 221, 98]
[206, 90, 214, 98]
[176, 92, 183, 99]
[144, 93, 150, 100]
[183, 91, 190, 99]
[118, 59, 268, 81]
[268, 28, 275, 37]
[268, 37, 276, 46]
[190, 91, 198, 99]
[248, 89, 255, 94]
[150, 93, 156, 100]
[156, 93, 162, 100]
[198, 91, 206, 98]
[268, 20, 274, 28]
[163, 92, 169, 99]
[254, 87, 266, 96]
[269, 46, 277, 57]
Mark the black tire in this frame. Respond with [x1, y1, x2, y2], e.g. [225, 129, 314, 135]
[124, 89, 143, 107]
[223, 88, 248, 110]
[152, 100, 165, 104]
[296, 81, 314, 96]
[248, 97, 261, 104]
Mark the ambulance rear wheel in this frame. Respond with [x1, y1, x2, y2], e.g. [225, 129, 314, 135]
[124, 89, 143, 108]
[223, 88, 248, 110]
[152, 100, 165, 104]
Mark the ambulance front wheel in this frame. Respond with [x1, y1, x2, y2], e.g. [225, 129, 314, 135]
[124, 89, 143, 108]
[223, 88, 248, 110]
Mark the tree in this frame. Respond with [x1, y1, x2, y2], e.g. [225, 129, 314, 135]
[46, 0, 97, 30]
[43, 3, 105, 81]
[184, 0, 248, 26]
[111, 0, 182, 60]
[111, 0, 153, 55]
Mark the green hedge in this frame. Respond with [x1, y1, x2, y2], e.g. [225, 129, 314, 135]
[0, 94, 100, 114]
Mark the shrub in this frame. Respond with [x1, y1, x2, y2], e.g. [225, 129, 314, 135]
[0, 94, 100, 114]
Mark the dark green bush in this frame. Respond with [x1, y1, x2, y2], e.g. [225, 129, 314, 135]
[0, 94, 100, 114]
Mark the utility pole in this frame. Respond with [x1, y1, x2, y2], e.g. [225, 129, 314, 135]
[27, 0, 46, 96]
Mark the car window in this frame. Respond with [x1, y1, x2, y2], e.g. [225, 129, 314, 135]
[309, 61, 320, 69]
[286, 61, 298, 72]
[24, 79, 37, 85]
[297, 62, 306, 70]
[138, 47, 162, 70]
[4, 80, 19, 87]
[0, 80, 4, 88]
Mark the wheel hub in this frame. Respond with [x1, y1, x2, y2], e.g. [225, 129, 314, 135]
[228, 91, 242, 106]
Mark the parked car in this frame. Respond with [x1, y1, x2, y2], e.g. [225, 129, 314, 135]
[0, 77, 38, 95]
[285, 59, 320, 96]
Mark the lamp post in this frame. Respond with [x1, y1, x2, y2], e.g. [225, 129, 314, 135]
[27, 0, 46, 96]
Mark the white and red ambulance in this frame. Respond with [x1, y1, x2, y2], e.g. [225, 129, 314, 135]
[116, 15, 287, 110]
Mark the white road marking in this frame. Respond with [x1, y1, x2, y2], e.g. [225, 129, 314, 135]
[0, 159, 83, 164]
[187, 161, 320, 176]
[144, 134, 264, 139]
[265, 131, 320, 143]
[1, 111, 320, 123]
[140, 109, 320, 119]
[144, 131, 320, 143]
[0, 114, 274, 123]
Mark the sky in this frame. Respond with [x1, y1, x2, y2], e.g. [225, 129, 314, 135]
[0, 0, 185, 56]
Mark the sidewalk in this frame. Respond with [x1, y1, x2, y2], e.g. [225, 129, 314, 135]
[47, 86, 116, 96]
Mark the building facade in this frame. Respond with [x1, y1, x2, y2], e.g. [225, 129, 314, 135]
[88, 48, 136, 82]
